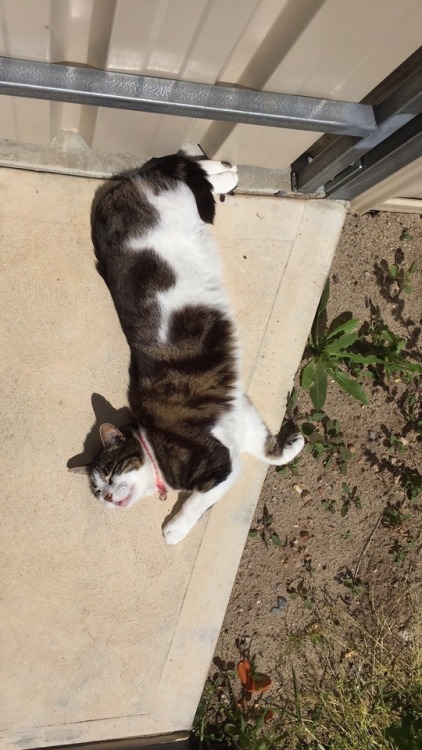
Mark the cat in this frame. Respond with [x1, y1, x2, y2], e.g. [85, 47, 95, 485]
[86, 154, 304, 544]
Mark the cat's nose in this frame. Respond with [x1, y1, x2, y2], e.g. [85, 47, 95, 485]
[104, 493, 113, 503]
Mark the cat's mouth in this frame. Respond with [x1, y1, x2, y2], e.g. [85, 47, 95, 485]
[116, 496, 132, 508]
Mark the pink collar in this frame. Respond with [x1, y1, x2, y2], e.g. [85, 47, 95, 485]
[134, 428, 168, 501]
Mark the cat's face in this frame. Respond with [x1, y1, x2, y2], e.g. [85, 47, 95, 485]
[88, 424, 153, 509]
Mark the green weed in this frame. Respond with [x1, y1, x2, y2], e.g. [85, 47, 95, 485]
[249, 503, 282, 548]
[302, 415, 352, 475]
[340, 483, 362, 517]
[300, 283, 421, 411]
[300, 279, 370, 409]
[387, 259, 418, 295]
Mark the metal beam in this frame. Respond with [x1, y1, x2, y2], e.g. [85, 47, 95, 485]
[0, 56, 377, 138]
[325, 113, 422, 200]
[293, 64, 422, 191]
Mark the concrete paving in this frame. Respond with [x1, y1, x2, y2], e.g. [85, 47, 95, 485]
[0, 167, 346, 748]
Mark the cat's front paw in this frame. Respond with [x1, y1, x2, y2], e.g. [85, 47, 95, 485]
[163, 516, 192, 545]
[199, 160, 238, 194]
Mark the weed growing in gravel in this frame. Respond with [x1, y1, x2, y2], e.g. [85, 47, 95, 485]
[385, 432, 408, 454]
[400, 376, 422, 436]
[248, 503, 282, 547]
[192, 599, 422, 749]
[387, 259, 418, 295]
[340, 483, 362, 517]
[301, 415, 352, 475]
[300, 282, 421, 411]
[335, 566, 368, 599]
[300, 279, 370, 409]
[362, 306, 421, 383]
[286, 579, 314, 610]
[381, 502, 411, 529]
[192, 652, 282, 749]
[400, 465, 422, 502]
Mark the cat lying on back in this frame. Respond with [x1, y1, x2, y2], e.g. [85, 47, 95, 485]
[87, 155, 304, 544]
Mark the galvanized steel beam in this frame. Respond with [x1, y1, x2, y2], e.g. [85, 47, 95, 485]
[0, 56, 377, 138]
[293, 65, 422, 192]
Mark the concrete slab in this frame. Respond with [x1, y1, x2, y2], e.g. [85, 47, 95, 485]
[0, 168, 346, 748]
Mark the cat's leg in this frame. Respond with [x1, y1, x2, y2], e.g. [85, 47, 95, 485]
[163, 462, 240, 545]
[240, 395, 305, 466]
[199, 160, 239, 194]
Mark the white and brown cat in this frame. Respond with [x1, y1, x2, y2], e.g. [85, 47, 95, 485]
[84, 155, 304, 544]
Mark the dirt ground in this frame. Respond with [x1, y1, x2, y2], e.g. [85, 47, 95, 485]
[209, 209, 421, 722]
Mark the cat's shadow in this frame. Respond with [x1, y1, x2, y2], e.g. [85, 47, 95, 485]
[67, 392, 133, 469]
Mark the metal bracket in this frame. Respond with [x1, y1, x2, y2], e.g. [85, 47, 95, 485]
[292, 64, 422, 193]
[325, 113, 422, 200]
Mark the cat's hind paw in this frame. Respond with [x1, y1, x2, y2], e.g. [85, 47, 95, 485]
[277, 432, 305, 466]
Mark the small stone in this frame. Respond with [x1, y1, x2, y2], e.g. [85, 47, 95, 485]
[293, 484, 302, 494]
[270, 595, 288, 616]
[277, 596, 288, 611]
[270, 606, 285, 616]
[301, 490, 311, 500]
[368, 430, 376, 441]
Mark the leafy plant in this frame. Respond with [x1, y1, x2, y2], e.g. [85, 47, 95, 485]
[192, 655, 284, 750]
[335, 567, 367, 598]
[340, 483, 362, 517]
[300, 284, 421, 410]
[400, 466, 422, 502]
[381, 502, 411, 529]
[401, 377, 422, 436]
[364, 307, 421, 382]
[400, 227, 414, 242]
[321, 497, 336, 514]
[385, 710, 422, 749]
[286, 579, 314, 610]
[249, 503, 282, 547]
[300, 279, 370, 409]
[389, 538, 412, 565]
[386, 433, 408, 454]
[276, 457, 300, 478]
[387, 259, 418, 295]
[302, 415, 352, 475]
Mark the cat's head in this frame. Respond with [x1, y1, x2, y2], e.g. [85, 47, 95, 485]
[85, 424, 153, 509]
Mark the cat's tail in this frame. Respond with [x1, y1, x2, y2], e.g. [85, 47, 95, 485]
[240, 395, 305, 466]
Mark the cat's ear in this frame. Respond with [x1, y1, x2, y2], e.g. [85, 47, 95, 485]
[68, 465, 89, 474]
[99, 423, 126, 449]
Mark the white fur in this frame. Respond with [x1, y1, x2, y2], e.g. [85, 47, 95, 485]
[129, 180, 241, 358]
